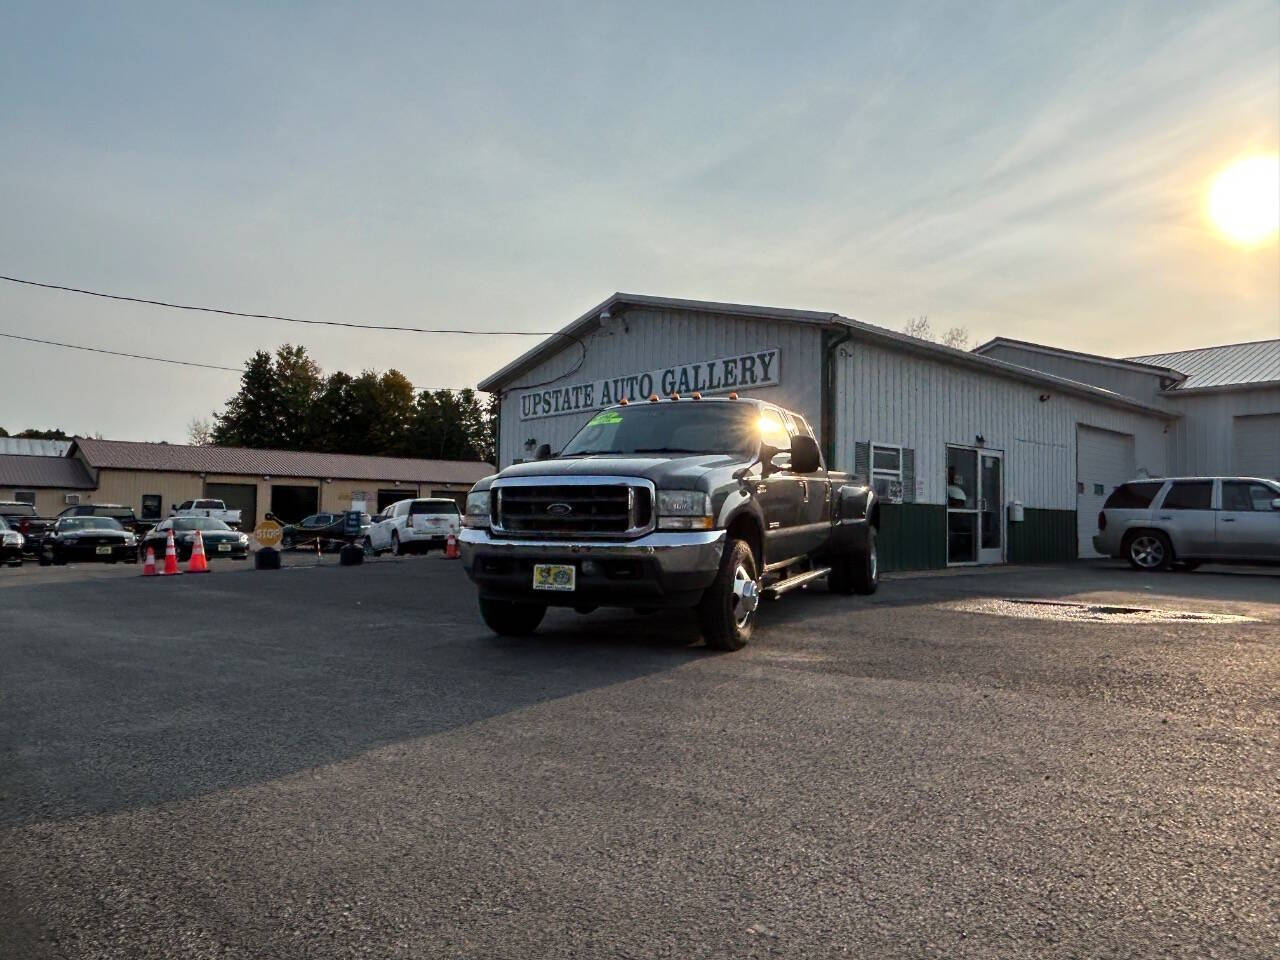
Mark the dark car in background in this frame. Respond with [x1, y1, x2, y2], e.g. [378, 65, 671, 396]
[56, 503, 152, 537]
[1, 516, 24, 567]
[0, 502, 55, 555]
[141, 517, 250, 562]
[39, 516, 138, 565]
[281, 512, 370, 551]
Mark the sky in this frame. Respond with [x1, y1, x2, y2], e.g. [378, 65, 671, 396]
[1, 0, 1277, 442]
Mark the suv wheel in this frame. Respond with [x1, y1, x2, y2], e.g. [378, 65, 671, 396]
[1125, 531, 1171, 571]
[391, 531, 402, 556]
[479, 597, 546, 636]
[829, 529, 879, 595]
[697, 538, 759, 651]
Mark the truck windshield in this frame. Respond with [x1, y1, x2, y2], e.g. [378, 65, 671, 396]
[560, 403, 760, 458]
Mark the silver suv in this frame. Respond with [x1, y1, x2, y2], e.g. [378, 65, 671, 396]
[1094, 477, 1280, 570]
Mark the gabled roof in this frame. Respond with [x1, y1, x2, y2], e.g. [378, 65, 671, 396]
[971, 336, 1185, 381]
[1127, 340, 1280, 391]
[0, 454, 95, 489]
[0, 438, 73, 457]
[479, 293, 1176, 419]
[71, 437, 492, 485]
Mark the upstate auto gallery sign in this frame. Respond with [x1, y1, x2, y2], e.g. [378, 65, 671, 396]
[517, 349, 780, 421]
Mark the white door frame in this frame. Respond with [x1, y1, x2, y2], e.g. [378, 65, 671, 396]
[946, 444, 1005, 566]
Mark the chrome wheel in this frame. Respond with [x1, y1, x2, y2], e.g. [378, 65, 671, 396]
[391, 533, 401, 556]
[731, 562, 759, 628]
[1130, 535, 1165, 569]
[869, 542, 878, 582]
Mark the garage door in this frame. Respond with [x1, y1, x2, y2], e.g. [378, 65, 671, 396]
[1233, 414, 1280, 479]
[1077, 425, 1136, 558]
[269, 485, 319, 524]
[205, 483, 258, 531]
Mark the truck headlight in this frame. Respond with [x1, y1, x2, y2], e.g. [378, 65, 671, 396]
[464, 490, 491, 528]
[657, 490, 714, 530]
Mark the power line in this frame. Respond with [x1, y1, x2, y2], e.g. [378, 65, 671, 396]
[1, 272, 590, 391]
[0, 274, 557, 336]
[0, 330, 478, 391]
[0, 331, 242, 372]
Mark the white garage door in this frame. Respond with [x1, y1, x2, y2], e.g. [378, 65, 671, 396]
[1233, 414, 1280, 479]
[1077, 425, 1136, 558]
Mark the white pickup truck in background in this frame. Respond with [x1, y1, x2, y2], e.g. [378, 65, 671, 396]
[171, 498, 243, 529]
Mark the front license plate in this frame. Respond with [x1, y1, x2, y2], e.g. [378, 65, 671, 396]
[217, 544, 232, 552]
[95, 546, 112, 555]
[532, 563, 575, 592]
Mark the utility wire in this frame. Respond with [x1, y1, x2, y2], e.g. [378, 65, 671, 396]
[0, 331, 242, 372]
[0, 330, 476, 391]
[1, 272, 590, 391]
[0, 274, 557, 336]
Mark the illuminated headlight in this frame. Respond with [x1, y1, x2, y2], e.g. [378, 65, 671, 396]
[238, 534, 249, 544]
[2, 531, 21, 546]
[123, 534, 136, 546]
[463, 490, 491, 528]
[657, 490, 714, 530]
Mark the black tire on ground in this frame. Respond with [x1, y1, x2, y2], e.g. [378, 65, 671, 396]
[828, 528, 879, 595]
[696, 537, 760, 651]
[362, 536, 375, 557]
[254, 548, 282, 571]
[38, 552, 51, 567]
[1124, 530, 1172, 571]
[479, 597, 546, 636]
[338, 544, 364, 566]
[391, 532, 402, 556]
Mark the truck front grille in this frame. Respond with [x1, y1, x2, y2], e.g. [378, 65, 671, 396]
[493, 481, 653, 538]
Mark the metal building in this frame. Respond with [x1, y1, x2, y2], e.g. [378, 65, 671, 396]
[476, 294, 1271, 572]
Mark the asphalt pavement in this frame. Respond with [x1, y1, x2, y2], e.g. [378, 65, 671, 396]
[1, 556, 1277, 958]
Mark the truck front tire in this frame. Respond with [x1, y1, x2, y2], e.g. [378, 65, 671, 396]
[697, 538, 760, 651]
[479, 597, 547, 636]
[829, 528, 879, 595]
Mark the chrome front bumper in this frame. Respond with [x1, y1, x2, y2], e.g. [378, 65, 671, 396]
[458, 527, 727, 605]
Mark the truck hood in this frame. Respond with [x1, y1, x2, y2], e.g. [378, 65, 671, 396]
[495, 453, 751, 487]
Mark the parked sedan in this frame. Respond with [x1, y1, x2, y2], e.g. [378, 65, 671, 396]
[39, 516, 138, 565]
[1, 517, 23, 567]
[281, 513, 369, 551]
[1094, 476, 1280, 570]
[141, 517, 250, 561]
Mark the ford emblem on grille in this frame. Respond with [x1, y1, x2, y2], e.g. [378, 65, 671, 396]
[546, 502, 573, 516]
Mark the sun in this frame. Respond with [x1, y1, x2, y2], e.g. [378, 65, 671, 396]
[1207, 153, 1279, 246]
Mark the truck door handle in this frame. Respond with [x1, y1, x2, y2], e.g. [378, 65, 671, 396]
[1158, 516, 1172, 520]
[1221, 517, 1235, 522]
[799, 479, 809, 502]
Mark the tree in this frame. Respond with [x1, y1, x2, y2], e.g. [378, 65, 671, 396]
[0, 427, 7, 437]
[15, 427, 70, 440]
[212, 350, 281, 448]
[187, 417, 213, 446]
[903, 316, 969, 351]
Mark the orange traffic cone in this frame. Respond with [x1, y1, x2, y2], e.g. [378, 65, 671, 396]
[162, 528, 182, 576]
[142, 546, 158, 577]
[445, 533, 459, 559]
[186, 529, 211, 573]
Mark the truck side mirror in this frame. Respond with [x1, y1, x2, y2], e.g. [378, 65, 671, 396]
[534, 443, 552, 461]
[789, 435, 821, 474]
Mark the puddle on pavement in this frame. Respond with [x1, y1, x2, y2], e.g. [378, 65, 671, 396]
[947, 598, 1257, 624]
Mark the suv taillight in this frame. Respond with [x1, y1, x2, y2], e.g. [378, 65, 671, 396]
[1098, 511, 1107, 531]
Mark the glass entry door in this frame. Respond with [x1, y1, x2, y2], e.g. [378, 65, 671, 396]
[946, 446, 1004, 565]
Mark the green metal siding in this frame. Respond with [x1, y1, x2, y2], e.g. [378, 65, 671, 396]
[1008, 508, 1077, 563]
[877, 503, 947, 572]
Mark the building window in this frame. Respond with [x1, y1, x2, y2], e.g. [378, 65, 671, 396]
[871, 444, 903, 502]
[14, 490, 36, 505]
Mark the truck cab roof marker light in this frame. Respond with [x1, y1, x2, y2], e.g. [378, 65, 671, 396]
[728, 392, 739, 400]
[670, 392, 680, 400]
[649, 394, 659, 403]
[691, 392, 702, 400]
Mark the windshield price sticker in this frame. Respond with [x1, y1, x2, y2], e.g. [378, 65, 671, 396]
[518, 349, 780, 421]
[588, 410, 624, 426]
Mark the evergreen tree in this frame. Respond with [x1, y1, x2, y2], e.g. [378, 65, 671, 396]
[211, 350, 280, 447]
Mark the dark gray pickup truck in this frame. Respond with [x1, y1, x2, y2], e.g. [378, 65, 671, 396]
[459, 395, 880, 650]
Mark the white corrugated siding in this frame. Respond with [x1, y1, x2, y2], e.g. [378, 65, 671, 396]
[1162, 388, 1280, 476]
[494, 307, 825, 466]
[834, 337, 1168, 511]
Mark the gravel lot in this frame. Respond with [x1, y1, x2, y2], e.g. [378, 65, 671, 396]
[2, 556, 1277, 959]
